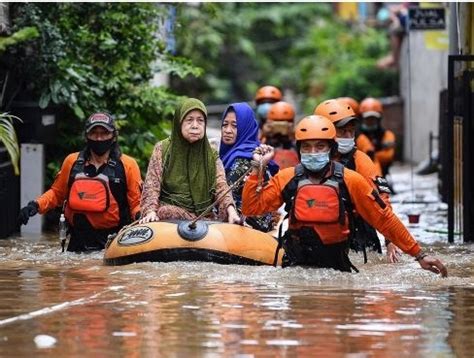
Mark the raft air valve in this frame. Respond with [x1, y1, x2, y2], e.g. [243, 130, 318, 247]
[177, 221, 209, 241]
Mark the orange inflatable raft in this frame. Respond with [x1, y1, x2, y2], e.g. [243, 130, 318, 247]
[104, 220, 283, 266]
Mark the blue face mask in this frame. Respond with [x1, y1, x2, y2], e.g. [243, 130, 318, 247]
[300, 152, 330, 172]
[256, 103, 272, 121]
[336, 137, 355, 154]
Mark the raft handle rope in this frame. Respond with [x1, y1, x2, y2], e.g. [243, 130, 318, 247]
[188, 164, 258, 230]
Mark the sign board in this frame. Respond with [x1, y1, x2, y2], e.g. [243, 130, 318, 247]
[408, 8, 446, 30]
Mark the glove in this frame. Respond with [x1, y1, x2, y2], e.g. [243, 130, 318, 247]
[18, 201, 39, 225]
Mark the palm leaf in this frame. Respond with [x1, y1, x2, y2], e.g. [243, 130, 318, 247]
[0, 113, 22, 175]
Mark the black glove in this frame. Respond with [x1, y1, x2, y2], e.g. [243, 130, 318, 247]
[18, 201, 39, 225]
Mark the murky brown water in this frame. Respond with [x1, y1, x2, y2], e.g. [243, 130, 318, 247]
[1, 233, 473, 357]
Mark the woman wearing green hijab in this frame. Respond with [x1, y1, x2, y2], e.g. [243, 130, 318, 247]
[140, 98, 241, 224]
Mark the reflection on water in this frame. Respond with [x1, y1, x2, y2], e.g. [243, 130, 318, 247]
[0, 235, 473, 357]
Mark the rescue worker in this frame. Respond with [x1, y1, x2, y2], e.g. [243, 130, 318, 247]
[262, 101, 299, 170]
[241, 115, 447, 276]
[254, 85, 283, 142]
[357, 97, 396, 178]
[18, 112, 143, 252]
[314, 99, 400, 263]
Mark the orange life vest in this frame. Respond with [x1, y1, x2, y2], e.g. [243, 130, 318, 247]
[283, 162, 350, 245]
[65, 153, 122, 229]
[273, 148, 299, 170]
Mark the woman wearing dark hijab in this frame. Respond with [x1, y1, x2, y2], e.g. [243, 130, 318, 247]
[140, 98, 241, 224]
[220, 102, 279, 232]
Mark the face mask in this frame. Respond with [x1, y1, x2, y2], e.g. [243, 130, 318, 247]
[361, 123, 378, 132]
[87, 138, 114, 156]
[256, 103, 272, 121]
[300, 152, 330, 172]
[336, 137, 355, 154]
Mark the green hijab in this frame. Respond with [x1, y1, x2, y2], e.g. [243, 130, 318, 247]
[160, 98, 217, 214]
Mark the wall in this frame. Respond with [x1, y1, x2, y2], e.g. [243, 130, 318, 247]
[399, 18, 449, 164]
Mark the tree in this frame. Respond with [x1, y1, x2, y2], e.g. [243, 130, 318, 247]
[0, 113, 21, 174]
[3, 3, 202, 180]
[172, 3, 397, 111]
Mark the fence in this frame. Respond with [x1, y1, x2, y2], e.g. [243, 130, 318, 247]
[446, 55, 474, 243]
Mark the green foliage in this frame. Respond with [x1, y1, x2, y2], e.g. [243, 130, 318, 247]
[0, 26, 39, 52]
[173, 3, 397, 112]
[291, 18, 398, 112]
[173, 3, 331, 104]
[0, 113, 22, 175]
[6, 3, 200, 181]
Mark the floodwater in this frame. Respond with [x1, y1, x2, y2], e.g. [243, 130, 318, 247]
[1, 167, 473, 357]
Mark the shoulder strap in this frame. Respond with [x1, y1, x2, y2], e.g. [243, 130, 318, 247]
[333, 164, 356, 235]
[330, 162, 346, 225]
[332, 161, 344, 181]
[68, 150, 86, 188]
[281, 165, 305, 213]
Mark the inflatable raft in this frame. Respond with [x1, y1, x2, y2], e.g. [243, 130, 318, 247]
[104, 220, 283, 266]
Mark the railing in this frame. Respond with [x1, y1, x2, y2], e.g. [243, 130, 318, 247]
[446, 55, 474, 243]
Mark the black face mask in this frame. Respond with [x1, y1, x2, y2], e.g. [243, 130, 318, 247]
[87, 138, 114, 156]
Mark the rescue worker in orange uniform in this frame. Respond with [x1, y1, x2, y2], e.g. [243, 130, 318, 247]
[314, 99, 400, 263]
[18, 112, 142, 252]
[262, 101, 299, 170]
[254, 85, 283, 142]
[357, 97, 396, 178]
[242, 115, 447, 276]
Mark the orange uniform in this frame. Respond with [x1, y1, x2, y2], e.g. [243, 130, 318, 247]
[337, 148, 390, 207]
[242, 165, 421, 257]
[356, 133, 375, 156]
[374, 130, 396, 168]
[37, 152, 142, 226]
[338, 149, 382, 184]
[357, 131, 395, 176]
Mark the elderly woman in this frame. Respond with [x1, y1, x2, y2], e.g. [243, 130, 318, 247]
[220, 102, 279, 232]
[140, 98, 241, 224]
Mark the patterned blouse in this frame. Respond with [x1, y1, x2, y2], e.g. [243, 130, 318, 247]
[226, 157, 276, 232]
[141, 142, 235, 221]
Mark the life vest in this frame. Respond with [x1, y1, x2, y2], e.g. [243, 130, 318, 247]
[273, 148, 299, 170]
[65, 150, 129, 230]
[282, 162, 351, 246]
[274, 162, 357, 272]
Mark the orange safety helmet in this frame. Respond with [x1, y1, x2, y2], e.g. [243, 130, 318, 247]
[337, 97, 359, 115]
[295, 115, 336, 141]
[255, 85, 283, 104]
[267, 101, 295, 122]
[359, 97, 383, 118]
[313, 99, 356, 127]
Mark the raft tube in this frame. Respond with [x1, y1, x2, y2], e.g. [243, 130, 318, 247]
[104, 220, 283, 266]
